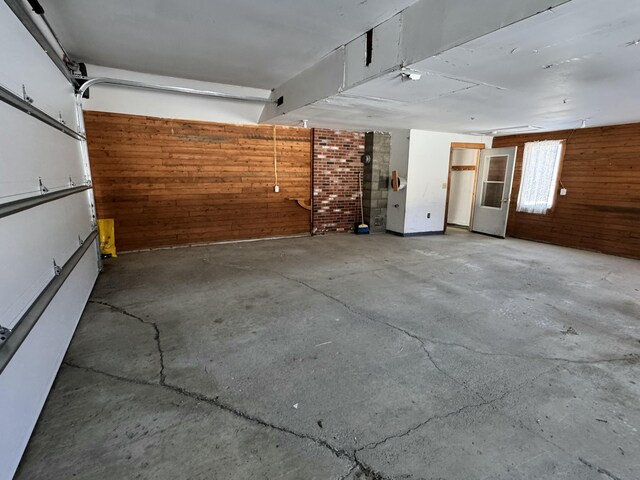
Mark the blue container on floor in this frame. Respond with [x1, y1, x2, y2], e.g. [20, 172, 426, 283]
[355, 223, 370, 234]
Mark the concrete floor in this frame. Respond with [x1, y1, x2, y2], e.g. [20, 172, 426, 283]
[16, 229, 640, 480]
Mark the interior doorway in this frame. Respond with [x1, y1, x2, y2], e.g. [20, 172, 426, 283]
[444, 143, 483, 231]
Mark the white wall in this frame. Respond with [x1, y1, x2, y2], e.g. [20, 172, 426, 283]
[404, 131, 492, 234]
[386, 130, 410, 233]
[83, 64, 270, 124]
[0, 4, 99, 478]
[386, 129, 492, 235]
[448, 149, 478, 227]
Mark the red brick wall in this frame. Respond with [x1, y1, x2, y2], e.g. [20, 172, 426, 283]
[312, 129, 366, 233]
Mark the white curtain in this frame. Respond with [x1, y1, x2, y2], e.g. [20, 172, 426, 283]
[516, 140, 563, 214]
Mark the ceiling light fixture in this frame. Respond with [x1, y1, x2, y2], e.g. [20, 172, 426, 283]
[625, 39, 640, 47]
[475, 125, 543, 136]
[400, 68, 423, 81]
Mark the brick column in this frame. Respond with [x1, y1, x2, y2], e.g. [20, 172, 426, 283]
[312, 129, 365, 233]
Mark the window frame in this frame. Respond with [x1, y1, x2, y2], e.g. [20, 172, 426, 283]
[517, 139, 566, 215]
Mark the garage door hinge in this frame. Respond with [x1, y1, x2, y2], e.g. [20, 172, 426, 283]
[53, 258, 62, 276]
[22, 84, 33, 104]
[0, 326, 10, 348]
[38, 177, 49, 194]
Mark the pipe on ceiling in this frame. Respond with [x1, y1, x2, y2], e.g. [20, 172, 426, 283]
[24, 0, 75, 66]
[27, 0, 77, 68]
[76, 77, 274, 104]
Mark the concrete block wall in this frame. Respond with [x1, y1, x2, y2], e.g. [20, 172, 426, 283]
[312, 129, 365, 233]
[363, 132, 391, 232]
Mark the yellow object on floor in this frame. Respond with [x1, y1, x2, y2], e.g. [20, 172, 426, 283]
[98, 218, 117, 257]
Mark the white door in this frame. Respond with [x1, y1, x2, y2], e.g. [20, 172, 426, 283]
[471, 147, 517, 238]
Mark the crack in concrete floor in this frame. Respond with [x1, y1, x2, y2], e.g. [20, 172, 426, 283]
[354, 363, 564, 454]
[81, 301, 366, 479]
[578, 457, 624, 480]
[504, 414, 625, 480]
[78, 289, 635, 480]
[424, 335, 640, 365]
[497, 411, 627, 480]
[218, 262, 640, 364]
[336, 463, 358, 480]
[278, 272, 480, 396]
[89, 300, 166, 383]
[276, 273, 639, 383]
[62, 360, 365, 479]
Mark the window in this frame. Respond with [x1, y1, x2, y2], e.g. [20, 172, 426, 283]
[516, 140, 564, 214]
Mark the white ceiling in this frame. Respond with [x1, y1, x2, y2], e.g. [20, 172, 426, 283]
[275, 0, 640, 134]
[37, 0, 640, 133]
[39, 0, 418, 89]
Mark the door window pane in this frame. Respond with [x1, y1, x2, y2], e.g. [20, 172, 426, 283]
[482, 182, 504, 208]
[481, 155, 508, 208]
[486, 155, 508, 181]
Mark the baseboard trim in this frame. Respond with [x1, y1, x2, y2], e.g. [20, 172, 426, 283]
[386, 230, 445, 237]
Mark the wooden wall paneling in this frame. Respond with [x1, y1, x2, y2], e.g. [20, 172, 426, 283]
[493, 122, 640, 259]
[85, 111, 312, 251]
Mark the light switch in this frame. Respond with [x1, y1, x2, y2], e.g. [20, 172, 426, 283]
[442, 183, 447, 189]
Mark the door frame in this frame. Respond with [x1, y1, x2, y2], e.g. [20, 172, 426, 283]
[444, 142, 485, 232]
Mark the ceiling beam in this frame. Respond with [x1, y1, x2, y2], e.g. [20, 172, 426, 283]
[260, 0, 571, 124]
